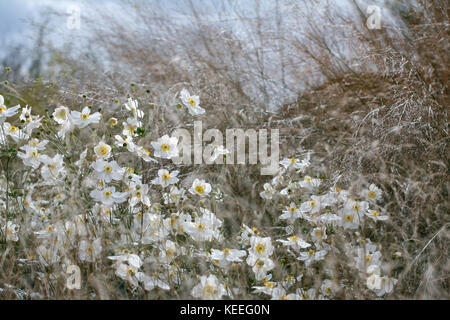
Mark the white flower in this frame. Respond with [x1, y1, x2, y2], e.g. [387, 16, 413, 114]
[191, 275, 227, 300]
[151, 134, 179, 159]
[135, 146, 157, 163]
[138, 274, 170, 291]
[90, 187, 128, 206]
[57, 120, 72, 138]
[311, 227, 327, 243]
[297, 249, 327, 266]
[374, 277, 397, 296]
[94, 141, 112, 159]
[163, 186, 186, 205]
[124, 98, 144, 119]
[151, 169, 179, 188]
[298, 176, 321, 190]
[122, 117, 141, 137]
[300, 195, 322, 214]
[260, 183, 275, 200]
[115, 134, 136, 152]
[297, 288, 316, 300]
[180, 88, 205, 116]
[0, 96, 20, 122]
[280, 182, 298, 197]
[363, 184, 382, 202]
[26, 138, 48, 150]
[210, 248, 247, 267]
[184, 210, 221, 242]
[320, 280, 338, 297]
[70, 106, 101, 128]
[40, 154, 66, 181]
[246, 254, 275, 281]
[365, 209, 389, 222]
[52, 106, 70, 124]
[277, 235, 311, 251]
[339, 209, 360, 230]
[158, 240, 179, 263]
[91, 159, 124, 182]
[3, 122, 29, 142]
[189, 178, 212, 197]
[127, 182, 151, 207]
[79, 239, 102, 262]
[249, 236, 274, 258]
[5, 221, 19, 242]
[209, 144, 230, 162]
[18, 145, 46, 169]
[279, 202, 301, 223]
[280, 156, 310, 172]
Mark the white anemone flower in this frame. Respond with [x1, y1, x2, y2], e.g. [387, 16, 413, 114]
[191, 275, 227, 300]
[90, 187, 128, 206]
[151, 169, 179, 188]
[180, 88, 205, 116]
[91, 159, 124, 182]
[52, 106, 70, 124]
[70, 106, 101, 128]
[189, 178, 212, 197]
[0, 95, 20, 122]
[93, 141, 112, 159]
[151, 134, 179, 159]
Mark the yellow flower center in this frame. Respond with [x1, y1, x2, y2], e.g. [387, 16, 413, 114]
[161, 173, 171, 181]
[255, 243, 266, 254]
[8, 125, 18, 133]
[304, 176, 312, 182]
[57, 109, 66, 119]
[256, 259, 265, 268]
[29, 139, 39, 147]
[195, 185, 205, 194]
[308, 249, 315, 256]
[352, 203, 361, 212]
[325, 287, 332, 294]
[371, 210, 380, 217]
[161, 144, 170, 152]
[314, 229, 323, 238]
[288, 235, 299, 241]
[0, 106, 6, 112]
[203, 285, 216, 297]
[288, 206, 297, 212]
[80, 113, 90, 120]
[368, 191, 377, 199]
[309, 200, 317, 207]
[187, 98, 196, 107]
[97, 145, 109, 156]
[30, 150, 39, 158]
[104, 165, 112, 173]
[289, 158, 296, 163]
[127, 268, 136, 276]
[264, 281, 275, 288]
[345, 214, 354, 222]
[103, 190, 112, 198]
[46, 225, 54, 232]
[281, 295, 291, 300]
[195, 222, 206, 230]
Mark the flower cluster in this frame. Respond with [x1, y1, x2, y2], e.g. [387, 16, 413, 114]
[0, 90, 397, 300]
